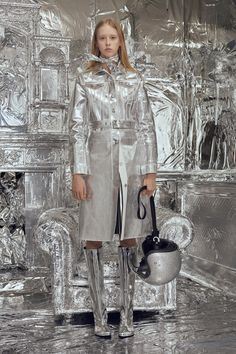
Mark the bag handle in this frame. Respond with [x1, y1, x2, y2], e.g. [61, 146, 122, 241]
[137, 185, 147, 220]
[137, 186, 159, 240]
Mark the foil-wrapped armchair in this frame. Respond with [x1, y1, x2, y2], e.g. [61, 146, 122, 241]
[36, 206, 193, 319]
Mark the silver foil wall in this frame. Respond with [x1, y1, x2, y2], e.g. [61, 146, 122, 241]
[39, 0, 236, 172]
[0, 0, 236, 293]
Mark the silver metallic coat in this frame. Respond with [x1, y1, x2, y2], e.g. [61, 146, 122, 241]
[70, 55, 157, 241]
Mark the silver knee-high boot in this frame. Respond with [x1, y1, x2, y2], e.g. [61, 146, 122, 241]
[118, 246, 137, 338]
[84, 247, 111, 338]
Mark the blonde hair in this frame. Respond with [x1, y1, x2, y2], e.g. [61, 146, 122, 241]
[86, 18, 136, 72]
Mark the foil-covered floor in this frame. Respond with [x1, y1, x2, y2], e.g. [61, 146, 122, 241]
[0, 277, 236, 354]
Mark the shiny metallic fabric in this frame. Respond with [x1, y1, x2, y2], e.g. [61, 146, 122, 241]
[70, 55, 157, 241]
[84, 247, 111, 338]
[118, 246, 136, 338]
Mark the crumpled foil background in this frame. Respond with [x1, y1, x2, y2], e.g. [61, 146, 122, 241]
[0, 2, 236, 353]
[38, 0, 236, 171]
[0, 0, 236, 296]
[35, 0, 236, 292]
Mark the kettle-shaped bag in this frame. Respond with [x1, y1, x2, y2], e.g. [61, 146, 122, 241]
[129, 186, 182, 286]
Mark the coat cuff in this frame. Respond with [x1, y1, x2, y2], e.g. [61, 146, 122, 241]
[140, 163, 157, 175]
[72, 163, 90, 175]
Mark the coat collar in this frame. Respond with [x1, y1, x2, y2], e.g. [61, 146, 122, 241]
[84, 53, 126, 75]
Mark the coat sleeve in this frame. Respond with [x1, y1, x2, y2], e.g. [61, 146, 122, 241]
[136, 75, 158, 175]
[69, 74, 90, 175]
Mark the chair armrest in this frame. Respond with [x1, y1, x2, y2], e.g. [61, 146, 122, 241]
[157, 206, 193, 249]
[35, 207, 82, 275]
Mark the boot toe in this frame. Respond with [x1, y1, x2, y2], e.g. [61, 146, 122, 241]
[95, 325, 112, 338]
[119, 325, 134, 338]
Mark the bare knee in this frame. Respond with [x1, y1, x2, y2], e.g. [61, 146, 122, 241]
[119, 238, 137, 248]
[86, 241, 102, 249]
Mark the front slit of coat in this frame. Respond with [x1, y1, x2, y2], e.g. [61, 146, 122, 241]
[114, 185, 122, 237]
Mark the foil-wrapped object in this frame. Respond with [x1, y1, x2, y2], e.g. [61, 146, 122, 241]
[0, 0, 235, 309]
[0, 172, 26, 269]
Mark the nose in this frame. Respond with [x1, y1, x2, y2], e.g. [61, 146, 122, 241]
[105, 37, 110, 46]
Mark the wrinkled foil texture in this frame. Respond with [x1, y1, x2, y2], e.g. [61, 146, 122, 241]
[35, 0, 236, 294]
[0, 172, 26, 268]
[0, 0, 236, 313]
[38, 0, 236, 172]
[1, 277, 236, 353]
[36, 205, 192, 314]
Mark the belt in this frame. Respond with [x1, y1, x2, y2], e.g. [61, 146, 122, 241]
[90, 120, 136, 130]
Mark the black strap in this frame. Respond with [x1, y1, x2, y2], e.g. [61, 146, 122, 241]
[150, 194, 159, 237]
[137, 186, 147, 219]
[137, 186, 159, 238]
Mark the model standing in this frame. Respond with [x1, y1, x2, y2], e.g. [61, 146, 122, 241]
[70, 17, 157, 338]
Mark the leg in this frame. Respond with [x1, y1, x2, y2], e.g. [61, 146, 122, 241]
[118, 238, 137, 338]
[86, 241, 102, 249]
[119, 238, 137, 248]
[84, 241, 111, 338]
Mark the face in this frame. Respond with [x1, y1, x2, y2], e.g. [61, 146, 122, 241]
[96, 24, 121, 58]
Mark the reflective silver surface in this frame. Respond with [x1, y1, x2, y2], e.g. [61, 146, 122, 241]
[0, 276, 236, 353]
[36, 206, 191, 315]
[84, 247, 111, 338]
[0, 172, 26, 268]
[0, 0, 70, 268]
[0, 0, 236, 351]
[0, 28, 28, 126]
[70, 54, 157, 241]
[118, 246, 136, 337]
[139, 250, 182, 286]
[0, 0, 235, 278]
[179, 182, 236, 294]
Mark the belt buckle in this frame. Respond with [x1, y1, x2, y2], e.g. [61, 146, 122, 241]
[112, 120, 118, 129]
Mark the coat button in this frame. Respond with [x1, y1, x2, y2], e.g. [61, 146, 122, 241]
[112, 108, 115, 113]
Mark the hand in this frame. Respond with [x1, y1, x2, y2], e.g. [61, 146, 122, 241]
[72, 174, 91, 201]
[142, 173, 157, 197]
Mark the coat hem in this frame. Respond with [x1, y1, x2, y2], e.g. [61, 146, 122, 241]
[80, 233, 148, 242]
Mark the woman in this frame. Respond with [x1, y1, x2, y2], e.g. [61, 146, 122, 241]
[70, 17, 157, 338]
